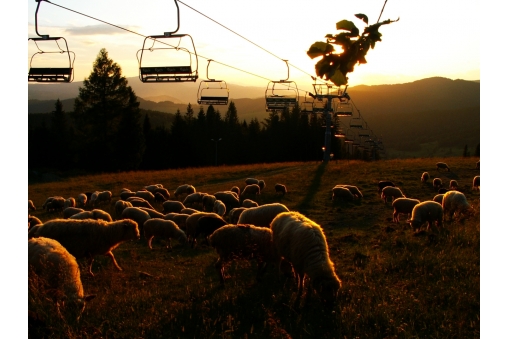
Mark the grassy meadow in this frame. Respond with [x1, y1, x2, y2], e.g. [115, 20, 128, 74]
[28, 157, 480, 338]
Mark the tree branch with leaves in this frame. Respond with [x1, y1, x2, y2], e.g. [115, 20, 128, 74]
[307, 14, 399, 86]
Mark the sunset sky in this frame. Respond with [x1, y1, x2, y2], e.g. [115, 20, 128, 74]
[27, 0, 480, 92]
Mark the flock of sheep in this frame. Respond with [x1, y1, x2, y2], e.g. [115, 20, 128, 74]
[28, 161, 479, 321]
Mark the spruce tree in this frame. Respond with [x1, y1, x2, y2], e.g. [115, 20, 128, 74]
[50, 99, 69, 169]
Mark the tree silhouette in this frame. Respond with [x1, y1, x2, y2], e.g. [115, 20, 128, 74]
[50, 99, 70, 169]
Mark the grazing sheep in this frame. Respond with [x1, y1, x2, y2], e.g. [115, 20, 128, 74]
[186, 212, 223, 246]
[433, 194, 445, 204]
[29, 200, 36, 211]
[335, 185, 363, 199]
[144, 184, 163, 193]
[193, 214, 228, 246]
[120, 191, 136, 201]
[409, 201, 444, 233]
[436, 162, 450, 171]
[138, 207, 165, 219]
[143, 218, 187, 250]
[202, 194, 218, 212]
[442, 191, 472, 221]
[163, 213, 190, 231]
[41, 196, 58, 210]
[332, 186, 355, 201]
[153, 187, 171, 200]
[88, 191, 100, 207]
[63, 207, 85, 219]
[70, 209, 113, 222]
[245, 178, 266, 190]
[449, 180, 459, 190]
[154, 192, 167, 204]
[270, 211, 342, 307]
[433, 178, 443, 190]
[135, 191, 155, 204]
[230, 186, 241, 196]
[64, 197, 76, 209]
[275, 184, 287, 196]
[126, 197, 155, 210]
[438, 188, 449, 194]
[29, 219, 140, 276]
[242, 199, 259, 208]
[381, 186, 405, 203]
[392, 198, 421, 223]
[238, 203, 290, 228]
[29, 237, 96, 320]
[121, 207, 151, 231]
[95, 191, 112, 206]
[180, 208, 201, 215]
[213, 200, 227, 217]
[115, 200, 133, 220]
[209, 224, 275, 286]
[378, 181, 395, 193]
[421, 172, 430, 183]
[228, 207, 248, 224]
[214, 191, 241, 212]
[29, 215, 43, 231]
[77, 193, 87, 208]
[241, 184, 261, 199]
[183, 192, 206, 209]
[162, 200, 186, 214]
[174, 184, 196, 200]
[472, 176, 480, 190]
[43, 197, 65, 212]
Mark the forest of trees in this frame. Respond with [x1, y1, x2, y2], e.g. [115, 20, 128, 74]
[28, 49, 377, 174]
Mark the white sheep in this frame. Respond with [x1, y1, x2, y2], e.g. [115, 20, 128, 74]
[193, 214, 228, 247]
[213, 199, 227, 217]
[442, 191, 472, 221]
[202, 194, 217, 212]
[409, 201, 444, 233]
[162, 200, 185, 214]
[335, 185, 363, 199]
[228, 207, 248, 224]
[29, 200, 36, 211]
[163, 212, 190, 231]
[245, 178, 265, 190]
[185, 212, 223, 246]
[144, 184, 163, 193]
[241, 184, 261, 199]
[135, 191, 155, 204]
[275, 184, 287, 196]
[120, 191, 136, 201]
[64, 197, 76, 209]
[29, 218, 140, 276]
[381, 186, 405, 203]
[28, 215, 43, 231]
[209, 224, 275, 286]
[242, 199, 259, 208]
[153, 187, 171, 200]
[77, 193, 87, 208]
[378, 181, 395, 193]
[433, 194, 444, 204]
[126, 197, 155, 210]
[449, 180, 459, 190]
[213, 191, 241, 213]
[121, 207, 151, 231]
[237, 203, 290, 228]
[143, 218, 187, 250]
[472, 176, 480, 190]
[436, 162, 450, 171]
[138, 207, 165, 219]
[95, 191, 112, 206]
[332, 186, 355, 201]
[42, 196, 65, 212]
[230, 186, 241, 196]
[88, 191, 100, 207]
[433, 178, 443, 190]
[63, 207, 85, 219]
[421, 172, 430, 183]
[392, 198, 420, 223]
[29, 237, 96, 320]
[115, 200, 133, 220]
[174, 184, 196, 200]
[183, 192, 206, 209]
[270, 211, 342, 306]
[69, 209, 113, 222]
[180, 208, 201, 215]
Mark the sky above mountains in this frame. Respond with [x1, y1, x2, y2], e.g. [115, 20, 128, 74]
[27, 0, 480, 90]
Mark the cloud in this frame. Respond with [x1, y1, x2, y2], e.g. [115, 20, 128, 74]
[65, 24, 140, 36]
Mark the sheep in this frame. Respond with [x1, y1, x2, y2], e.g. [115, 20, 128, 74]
[242, 199, 259, 208]
[162, 200, 186, 214]
[143, 218, 187, 250]
[214, 191, 241, 213]
[433, 178, 443, 190]
[238, 203, 290, 228]
[270, 211, 342, 307]
[70, 209, 113, 222]
[77, 193, 87, 208]
[126, 197, 155, 210]
[88, 191, 100, 207]
[332, 186, 355, 201]
[378, 181, 395, 193]
[335, 184, 363, 199]
[472, 176, 480, 190]
[185, 212, 222, 246]
[183, 192, 206, 209]
[64, 197, 76, 209]
[228, 207, 248, 224]
[63, 207, 85, 219]
[213, 200, 227, 217]
[202, 194, 217, 212]
[29, 237, 96, 320]
[121, 207, 151, 231]
[29, 200, 36, 211]
[43, 196, 65, 212]
[115, 200, 133, 220]
[144, 184, 163, 193]
[138, 207, 165, 219]
[94, 191, 112, 206]
[436, 162, 450, 171]
[29, 218, 140, 276]
[408, 201, 444, 233]
[153, 187, 171, 200]
[41, 196, 59, 210]
[245, 178, 266, 190]
[449, 180, 459, 190]
[275, 183, 287, 196]
[29, 215, 43, 231]
[381, 186, 405, 203]
[193, 214, 228, 246]
[174, 184, 196, 200]
[120, 191, 136, 201]
[135, 191, 155, 204]
[180, 208, 201, 215]
[392, 198, 421, 223]
[241, 184, 261, 198]
[209, 224, 275, 286]
[230, 186, 241, 196]
[421, 172, 430, 183]
[433, 194, 445, 204]
[442, 191, 472, 221]
[154, 192, 167, 204]
[163, 213, 190, 231]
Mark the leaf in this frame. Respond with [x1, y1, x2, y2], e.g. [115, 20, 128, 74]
[336, 20, 359, 36]
[307, 42, 335, 59]
[329, 69, 348, 86]
[355, 14, 369, 25]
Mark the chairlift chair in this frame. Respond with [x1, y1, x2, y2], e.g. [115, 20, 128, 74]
[300, 93, 315, 114]
[197, 60, 229, 105]
[28, 0, 74, 83]
[335, 99, 353, 117]
[265, 60, 299, 112]
[349, 117, 364, 128]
